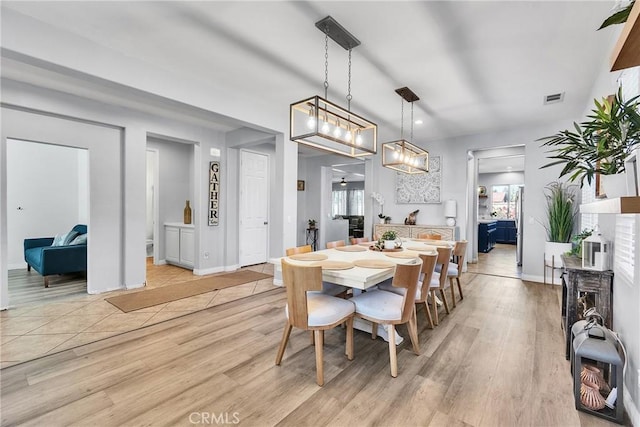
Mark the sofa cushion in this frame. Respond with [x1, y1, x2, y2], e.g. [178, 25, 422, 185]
[69, 234, 87, 245]
[52, 231, 79, 247]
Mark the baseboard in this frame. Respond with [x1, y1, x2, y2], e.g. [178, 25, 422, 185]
[88, 285, 124, 295]
[8, 263, 24, 270]
[624, 386, 640, 427]
[125, 282, 145, 290]
[193, 266, 225, 276]
[520, 274, 562, 285]
[224, 264, 240, 272]
[157, 259, 167, 265]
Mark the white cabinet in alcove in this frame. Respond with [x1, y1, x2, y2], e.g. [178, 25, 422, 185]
[164, 223, 195, 269]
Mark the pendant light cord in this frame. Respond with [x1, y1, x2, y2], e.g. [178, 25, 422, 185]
[346, 48, 352, 112]
[324, 29, 329, 99]
[400, 97, 404, 140]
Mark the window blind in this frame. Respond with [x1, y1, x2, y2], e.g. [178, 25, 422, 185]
[614, 215, 636, 288]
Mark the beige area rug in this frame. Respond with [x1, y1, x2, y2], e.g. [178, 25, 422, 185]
[105, 270, 273, 313]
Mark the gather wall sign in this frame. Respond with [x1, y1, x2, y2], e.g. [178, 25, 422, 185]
[209, 161, 220, 226]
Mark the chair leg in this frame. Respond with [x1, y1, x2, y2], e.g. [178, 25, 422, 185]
[450, 278, 457, 308]
[440, 289, 450, 314]
[388, 324, 397, 378]
[314, 329, 324, 386]
[44, 276, 50, 288]
[27, 264, 31, 272]
[345, 316, 354, 360]
[423, 301, 434, 329]
[275, 322, 293, 365]
[310, 331, 315, 345]
[408, 308, 420, 355]
[371, 322, 378, 340]
[430, 290, 439, 325]
[457, 277, 464, 300]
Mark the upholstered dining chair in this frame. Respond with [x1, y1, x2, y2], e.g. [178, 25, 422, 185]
[285, 245, 312, 256]
[326, 240, 346, 249]
[417, 232, 441, 240]
[379, 252, 438, 329]
[284, 245, 347, 297]
[350, 237, 370, 245]
[350, 261, 423, 377]
[436, 240, 468, 307]
[429, 246, 453, 325]
[276, 259, 355, 386]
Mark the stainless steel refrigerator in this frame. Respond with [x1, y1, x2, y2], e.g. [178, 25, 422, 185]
[515, 186, 524, 266]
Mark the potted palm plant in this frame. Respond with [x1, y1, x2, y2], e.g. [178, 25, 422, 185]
[539, 88, 640, 195]
[542, 182, 578, 266]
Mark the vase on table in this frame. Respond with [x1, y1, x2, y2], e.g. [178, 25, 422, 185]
[184, 200, 192, 224]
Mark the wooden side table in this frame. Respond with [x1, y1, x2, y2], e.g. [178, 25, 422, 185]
[561, 255, 613, 360]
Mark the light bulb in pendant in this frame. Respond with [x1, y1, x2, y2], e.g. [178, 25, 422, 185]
[345, 129, 352, 142]
[355, 130, 363, 145]
[321, 116, 330, 134]
[393, 150, 399, 160]
[306, 107, 316, 129]
[333, 119, 342, 138]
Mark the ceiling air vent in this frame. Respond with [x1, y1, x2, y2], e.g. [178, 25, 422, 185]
[544, 92, 565, 105]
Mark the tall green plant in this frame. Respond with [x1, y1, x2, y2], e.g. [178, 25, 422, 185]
[543, 182, 578, 243]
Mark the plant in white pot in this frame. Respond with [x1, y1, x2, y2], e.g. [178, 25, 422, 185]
[380, 230, 400, 250]
[541, 182, 578, 269]
[538, 88, 640, 197]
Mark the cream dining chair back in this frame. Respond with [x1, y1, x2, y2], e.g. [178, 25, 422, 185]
[350, 237, 370, 245]
[429, 246, 453, 325]
[448, 240, 468, 307]
[378, 252, 438, 329]
[417, 232, 442, 240]
[326, 240, 346, 249]
[275, 259, 355, 386]
[350, 261, 423, 378]
[285, 245, 312, 256]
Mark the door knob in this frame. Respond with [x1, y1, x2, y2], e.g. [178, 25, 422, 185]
[264, 221, 268, 225]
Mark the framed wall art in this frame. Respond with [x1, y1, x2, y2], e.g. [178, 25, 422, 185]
[297, 180, 305, 191]
[395, 156, 441, 204]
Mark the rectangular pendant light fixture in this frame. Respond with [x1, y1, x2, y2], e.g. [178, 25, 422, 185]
[381, 87, 429, 174]
[290, 16, 377, 158]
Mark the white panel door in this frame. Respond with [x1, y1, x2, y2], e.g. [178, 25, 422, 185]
[239, 150, 269, 266]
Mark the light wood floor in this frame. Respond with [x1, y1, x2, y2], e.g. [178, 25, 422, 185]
[467, 243, 521, 279]
[0, 272, 625, 426]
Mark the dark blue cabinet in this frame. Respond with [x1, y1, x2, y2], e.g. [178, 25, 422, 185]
[496, 220, 517, 244]
[478, 221, 497, 253]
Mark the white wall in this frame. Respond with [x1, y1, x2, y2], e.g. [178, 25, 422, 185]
[6, 140, 88, 269]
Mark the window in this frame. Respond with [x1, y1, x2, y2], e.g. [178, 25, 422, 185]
[490, 185, 519, 219]
[332, 189, 364, 216]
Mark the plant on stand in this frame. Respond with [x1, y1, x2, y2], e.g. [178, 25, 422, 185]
[541, 182, 578, 273]
[538, 88, 640, 196]
[308, 219, 317, 229]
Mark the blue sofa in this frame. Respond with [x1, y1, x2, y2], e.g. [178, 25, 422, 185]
[24, 224, 87, 287]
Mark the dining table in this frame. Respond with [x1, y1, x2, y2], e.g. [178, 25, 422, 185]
[269, 238, 454, 344]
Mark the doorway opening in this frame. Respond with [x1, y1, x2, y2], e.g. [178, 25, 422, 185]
[6, 139, 89, 307]
[468, 147, 524, 279]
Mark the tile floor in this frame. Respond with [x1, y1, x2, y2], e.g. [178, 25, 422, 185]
[0, 260, 277, 368]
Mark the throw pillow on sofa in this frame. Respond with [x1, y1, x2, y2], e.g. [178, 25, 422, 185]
[52, 230, 79, 247]
[69, 234, 87, 245]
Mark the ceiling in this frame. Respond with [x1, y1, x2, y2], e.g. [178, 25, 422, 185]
[1, 1, 618, 146]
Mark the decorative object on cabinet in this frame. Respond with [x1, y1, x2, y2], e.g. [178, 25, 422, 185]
[404, 210, 419, 225]
[297, 180, 305, 191]
[582, 226, 610, 271]
[289, 16, 377, 158]
[395, 156, 441, 203]
[538, 89, 640, 188]
[444, 199, 457, 226]
[183, 200, 192, 224]
[165, 223, 195, 269]
[209, 161, 220, 226]
[381, 87, 429, 174]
